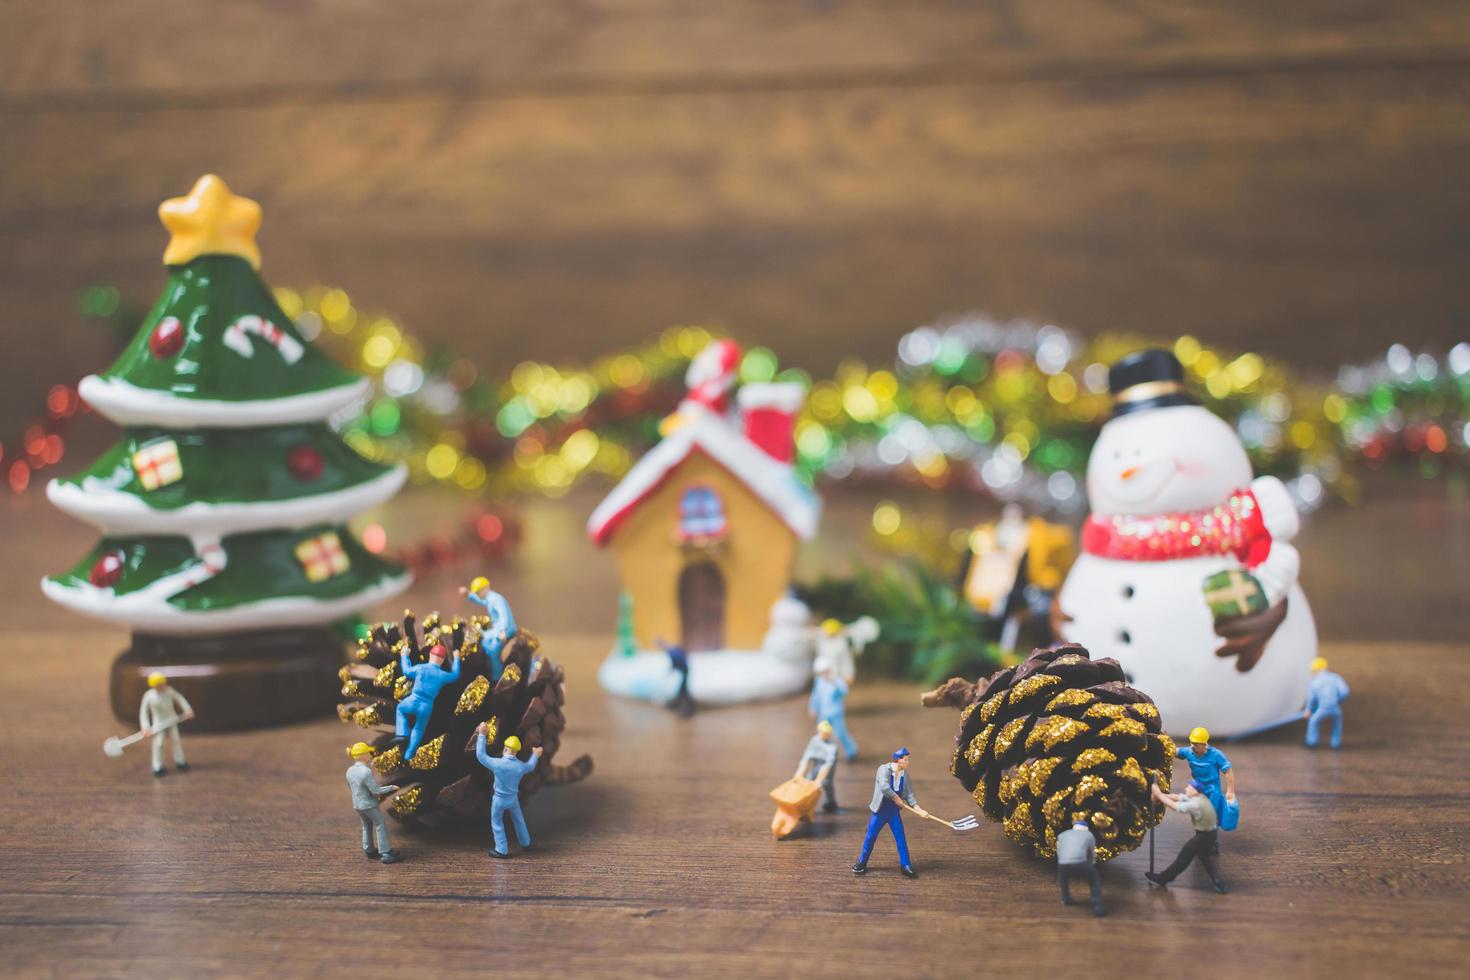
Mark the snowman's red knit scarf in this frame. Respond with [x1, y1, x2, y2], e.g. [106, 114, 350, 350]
[1081, 487, 1272, 566]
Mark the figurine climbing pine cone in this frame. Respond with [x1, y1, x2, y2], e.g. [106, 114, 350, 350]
[338, 610, 592, 829]
[922, 643, 1173, 861]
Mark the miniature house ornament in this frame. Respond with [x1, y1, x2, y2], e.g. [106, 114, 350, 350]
[42, 175, 410, 728]
[587, 340, 821, 704]
[1052, 349, 1317, 738]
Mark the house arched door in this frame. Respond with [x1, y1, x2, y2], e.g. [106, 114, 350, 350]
[678, 562, 726, 652]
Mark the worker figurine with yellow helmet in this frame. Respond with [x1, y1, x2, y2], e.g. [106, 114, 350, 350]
[1303, 656, 1350, 750]
[794, 719, 841, 813]
[812, 615, 879, 685]
[139, 672, 194, 777]
[1176, 727, 1235, 828]
[345, 743, 401, 864]
[460, 575, 518, 683]
[473, 722, 542, 858]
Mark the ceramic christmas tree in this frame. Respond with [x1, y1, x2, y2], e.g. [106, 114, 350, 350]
[1052, 350, 1317, 738]
[43, 175, 410, 729]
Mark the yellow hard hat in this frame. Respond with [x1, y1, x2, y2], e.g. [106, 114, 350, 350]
[1188, 727, 1210, 745]
[817, 720, 833, 735]
[469, 576, 490, 593]
[1310, 657, 1328, 672]
[147, 672, 167, 688]
[822, 618, 842, 636]
[503, 736, 522, 753]
[348, 742, 374, 758]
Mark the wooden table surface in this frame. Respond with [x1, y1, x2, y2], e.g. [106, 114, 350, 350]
[2, 485, 1468, 978]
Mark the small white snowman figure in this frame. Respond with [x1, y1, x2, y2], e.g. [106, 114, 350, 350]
[761, 593, 815, 666]
[1053, 349, 1317, 738]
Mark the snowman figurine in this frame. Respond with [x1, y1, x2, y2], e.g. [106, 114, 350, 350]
[1053, 349, 1317, 738]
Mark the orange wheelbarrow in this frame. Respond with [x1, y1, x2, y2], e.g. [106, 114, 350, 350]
[769, 776, 822, 839]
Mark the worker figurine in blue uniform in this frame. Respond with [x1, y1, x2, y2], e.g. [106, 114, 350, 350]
[654, 638, 696, 717]
[1303, 656, 1350, 750]
[461, 576, 517, 682]
[395, 643, 462, 761]
[1177, 727, 1236, 827]
[809, 664, 857, 760]
[853, 747, 927, 878]
[474, 722, 542, 858]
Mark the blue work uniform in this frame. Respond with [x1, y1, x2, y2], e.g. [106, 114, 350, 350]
[856, 763, 916, 869]
[1177, 744, 1232, 824]
[475, 734, 538, 855]
[395, 652, 461, 760]
[467, 590, 518, 682]
[1304, 670, 1350, 749]
[809, 675, 858, 760]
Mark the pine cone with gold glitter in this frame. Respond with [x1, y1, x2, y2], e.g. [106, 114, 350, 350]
[337, 609, 593, 830]
[922, 643, 1174, 861]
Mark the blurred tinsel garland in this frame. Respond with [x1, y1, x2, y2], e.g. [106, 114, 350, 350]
[7, 284, 1467, 521]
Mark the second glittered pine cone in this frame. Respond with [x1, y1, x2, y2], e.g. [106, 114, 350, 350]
[923, 643, 1174, 861]
[338, 610, 592, 830]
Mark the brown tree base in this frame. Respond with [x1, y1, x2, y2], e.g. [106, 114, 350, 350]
[110, 628, 345, 731]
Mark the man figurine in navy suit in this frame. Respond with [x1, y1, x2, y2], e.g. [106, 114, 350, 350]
[853, 747, 926, 878]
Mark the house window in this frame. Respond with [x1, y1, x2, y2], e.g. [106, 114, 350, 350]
[678, 485, 727, 541]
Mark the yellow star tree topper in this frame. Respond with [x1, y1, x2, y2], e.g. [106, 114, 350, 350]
[158, 174, 262, 270]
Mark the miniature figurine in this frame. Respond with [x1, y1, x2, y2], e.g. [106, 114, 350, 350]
[960, 504, 1075, 653]
[1056, 820, 1105, 916]
[854, 748, 924, 878]
[474, 724, 542, 858]
[346, 742, 400, 863]
[811, 616, 879, 685]
[1303, 656, 1349, 749]
[1146, 780, 1229, 893]
[1178, 727, 1235, 826]
[809, 664, 857, 760]
[395, 642, 461, 760]
[139, 671, 194, 777]
[656, 638, 695, 717]
[1054, 349, 1318, 738]
[460, 576, 517, 682]
[794, 720, 840, 813]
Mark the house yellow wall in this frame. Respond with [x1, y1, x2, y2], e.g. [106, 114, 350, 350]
[609, 452, 798, 651]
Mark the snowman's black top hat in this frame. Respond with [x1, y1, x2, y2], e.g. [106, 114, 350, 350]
[1108, 349, 1198, 417]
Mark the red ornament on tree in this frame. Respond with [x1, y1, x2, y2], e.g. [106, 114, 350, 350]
[287, 444, 325, 482]
[148, 317, 185, 359]
[89, 550, 126, 588]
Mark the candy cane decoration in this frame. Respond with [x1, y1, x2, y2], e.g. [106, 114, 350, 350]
[222, 315, 304, 364]
[172, 538, 228, 592]
[112, 536, 228, 609]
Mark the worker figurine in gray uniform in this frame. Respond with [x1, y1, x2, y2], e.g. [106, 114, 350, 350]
[1147, 780, 1229, 893]
[1055, 820, 1105, 916]
[345, 742, 401, 864]
[139, 671, 194, 777]
[794, 720, 840, 813]
[474, 723, 543, 858]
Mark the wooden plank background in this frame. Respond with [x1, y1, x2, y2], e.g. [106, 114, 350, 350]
[3, 1, 1470, 425]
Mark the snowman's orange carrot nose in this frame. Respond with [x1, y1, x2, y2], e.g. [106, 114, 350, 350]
[1120, 466, 1141, 481]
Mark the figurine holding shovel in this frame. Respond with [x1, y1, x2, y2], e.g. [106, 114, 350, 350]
[103, 673, 195, 777]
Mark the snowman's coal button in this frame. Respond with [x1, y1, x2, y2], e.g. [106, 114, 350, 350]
[1117, 630, 1132, 645]
[1122, 585, 1135, 599]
